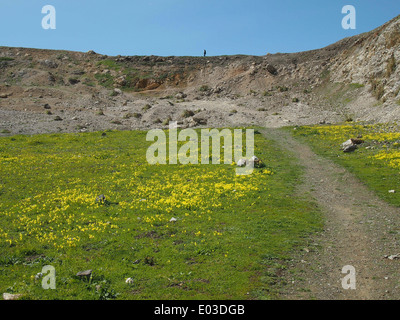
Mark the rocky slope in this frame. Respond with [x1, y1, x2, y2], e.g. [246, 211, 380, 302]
[0, 15, 399, 135]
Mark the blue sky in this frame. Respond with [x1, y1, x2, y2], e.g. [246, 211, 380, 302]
[0, 0, 399, 56]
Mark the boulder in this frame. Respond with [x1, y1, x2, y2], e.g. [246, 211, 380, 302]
[343, 144, 358, 153]
[237, 159, 247, 167]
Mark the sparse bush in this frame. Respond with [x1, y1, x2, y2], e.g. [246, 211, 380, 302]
[292, 98, 299, 103]
[349, 83, 365, 89]
[153, 118, 162, 124]
[54, 116, 63, 121]
[386, 53, 396, 77]
[181, 110, 195, 118]
[162, 116, 172, 126]
[257, 108, 268, 111]
[263, 91, 273, 97]
[199, 85, 210, 92]
[277, 86, 289, 92]
[96, 110, 105, 116]
[111, 120, 122, 125]
[345, 115, 353, 122]
[230, 109, 238, 114]
[370, 79, 385, 100]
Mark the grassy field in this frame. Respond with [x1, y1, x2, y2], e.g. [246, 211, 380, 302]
[0, 128, 321, 300]
[289, 123, 400, 207]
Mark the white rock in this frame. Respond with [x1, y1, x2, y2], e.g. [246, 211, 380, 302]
[125, 278, 134, 284]
[237, 159, 247, 167]
[169, 217, 177, 223]
[341, 139, 353, 149]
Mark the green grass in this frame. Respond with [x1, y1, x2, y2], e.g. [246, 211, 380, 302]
[289, 124, 400, 207]
[0, 129, 321, 300]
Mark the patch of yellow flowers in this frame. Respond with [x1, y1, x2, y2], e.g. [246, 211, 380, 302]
[0, 148, 273, 250]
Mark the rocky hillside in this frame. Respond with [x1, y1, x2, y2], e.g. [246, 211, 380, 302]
[0, 15, 399, 135]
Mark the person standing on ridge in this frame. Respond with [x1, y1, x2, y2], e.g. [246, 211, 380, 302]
[204, 49, 206, 57]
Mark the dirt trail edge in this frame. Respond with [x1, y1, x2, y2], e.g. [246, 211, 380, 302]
[262, 128, 400, 300]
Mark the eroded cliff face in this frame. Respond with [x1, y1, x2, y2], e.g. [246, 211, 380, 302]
[0, 15, 399, 135]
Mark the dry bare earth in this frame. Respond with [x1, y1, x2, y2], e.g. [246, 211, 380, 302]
[263, 128, 400, 300]
[1, 15, 400, 135]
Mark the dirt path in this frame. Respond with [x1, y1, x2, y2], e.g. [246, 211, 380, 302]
[263, 128, 400, 300]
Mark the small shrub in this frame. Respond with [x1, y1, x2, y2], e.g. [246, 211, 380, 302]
[111, 120, 122, 125]
[230, 109, 238, 114]
[162, 116, 172, 126]
[370, 79, 385, 100]
[142, 104, 152, 111]
[292, 98, 299, 103]
[277, 86, 289, 92]
[386, 53, 396, 77]
[345, 116, 353, 122]
[349, 83, 365, 89]
[96, 110, 105, 116]
[153, 118, 162, 124]
[54, 116, 63, 121]
[257, 108, 268, 111]
[181, 110, 195, 118]
[199, 85, 210, 92]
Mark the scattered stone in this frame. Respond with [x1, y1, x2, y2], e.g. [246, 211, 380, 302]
[76, 270, 93, 280]
[125, 278, 134, 284]
[113, 88, 122, 95]
[44, 104, 51, 109]
[35, 272, 44, 280]
[237, 159, 247, 167]
[389, 190, 396, 194]
[385, 254, 400, 260]
[95, 194, 106, 203]
[175, 92, 187, 100]
[343, 144, 358, 153]
[341, 139, 353, 149]
[169, 217, 178, 223]
[41, 59, 58, 69]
